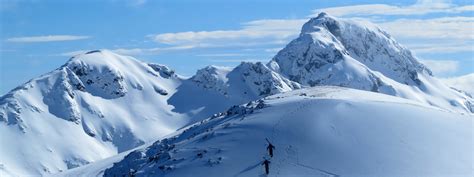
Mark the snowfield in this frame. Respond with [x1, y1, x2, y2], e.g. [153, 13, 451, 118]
[58, 87, 474, 177]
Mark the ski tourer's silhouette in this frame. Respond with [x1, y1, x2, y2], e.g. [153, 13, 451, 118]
[266, 138, 275, 157]
[262, 159, 271, 175]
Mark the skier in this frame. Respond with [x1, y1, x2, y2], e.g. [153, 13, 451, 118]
[262, 159, 271, 175]
[266, 138, 275, 157]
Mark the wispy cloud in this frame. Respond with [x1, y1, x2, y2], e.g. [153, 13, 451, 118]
[377, 17, 474, 40]
[441, 73, 474, 95]
[149, 19, 306, 47]
[196, 53, 247, 57]
[407, 42, 474, 54]
[419, 59, 459, 76]
[59, 50, 88, 57]
[264, 48, 283, 53]
[208, 58, 268, 63]
[311, 0, 473, 17]
[110, 45, 195, 55]
[6, 35, 90, 43]
[59, 45, 195, 57]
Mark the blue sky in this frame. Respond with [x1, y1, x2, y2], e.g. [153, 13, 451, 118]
[1, 0, 473, 95]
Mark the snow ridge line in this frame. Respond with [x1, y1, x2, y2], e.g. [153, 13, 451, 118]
[270, 97, 339, 177]
[270, 97, 313, 176]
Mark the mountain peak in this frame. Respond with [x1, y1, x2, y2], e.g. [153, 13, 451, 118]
[67, 49, 126, 67]
[316, 11, 329, 18]
[275, 14, 432, 88]
[301, 12, 339, 35]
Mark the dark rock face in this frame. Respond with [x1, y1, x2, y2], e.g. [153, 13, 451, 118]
[68, 62, 127, 99]
[148, 63, 176, 79]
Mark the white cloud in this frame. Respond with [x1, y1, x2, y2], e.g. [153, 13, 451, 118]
[311, 0, 472, 17]
[377, 17, 474, 40]
[441, 73, 474, 95]
[264, 48, 283, 53]
[59, 50, 88, 57]
[196, 53, 247, 57]
[111, 45, 195, 55]
[419, 59, 459, 75]
[208, 58, 268, 63]
[60, 45, 195, 57]
[150, 19, 305, 46]
[407, 42, 474, 54]
[6, 35, 90, 43]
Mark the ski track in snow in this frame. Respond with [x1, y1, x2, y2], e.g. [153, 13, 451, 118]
[270, 93, 340, 177]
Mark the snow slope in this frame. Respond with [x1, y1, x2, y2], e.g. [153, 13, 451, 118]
[61, 87, 473, 177]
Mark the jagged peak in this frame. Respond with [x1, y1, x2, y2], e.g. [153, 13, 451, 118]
[192, 65, 232, 82]
[191, 65, 231, 93]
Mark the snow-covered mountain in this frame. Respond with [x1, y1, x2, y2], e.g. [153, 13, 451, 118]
[1, 12, 473, 177]
[0, 51, 300, 176]
[169, 62, 300, 120]
[58, 87, 474, 177]
[269, 12, 472, 114]
[0, 50, 188, 176]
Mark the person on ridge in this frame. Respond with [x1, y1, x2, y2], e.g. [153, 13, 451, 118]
[262, 159, 271, 175]
[266, 138, 275, 157]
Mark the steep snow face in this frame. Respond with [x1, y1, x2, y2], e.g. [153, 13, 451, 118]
[66, 87, 473, 177]
[270, 12, 473, 114]
[0, 50, 186, 176]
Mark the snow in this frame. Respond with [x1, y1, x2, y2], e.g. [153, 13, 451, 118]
[62, 87, 473, 177]
[1, 12, 473, 177]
